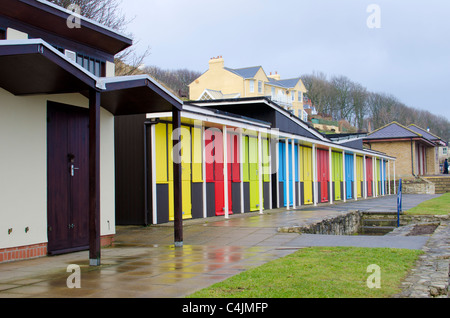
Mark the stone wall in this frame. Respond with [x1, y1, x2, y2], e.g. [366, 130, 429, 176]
[278, 211, 449, 236]
[402, 178, 435, 195]
[400, 214, 449, 226]
[278, 211, 361, 235]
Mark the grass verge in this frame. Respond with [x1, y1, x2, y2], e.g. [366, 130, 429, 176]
[188, 247, 423, 298]
[405, 193, 450, 215]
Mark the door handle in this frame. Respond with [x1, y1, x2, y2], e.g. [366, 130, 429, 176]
[71, 165, 79, 177]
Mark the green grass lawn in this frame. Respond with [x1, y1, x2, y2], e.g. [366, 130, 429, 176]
[188, 247, 423, 298]
[405, 193, 450, 215]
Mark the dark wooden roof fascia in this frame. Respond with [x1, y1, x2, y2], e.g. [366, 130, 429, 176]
[1, 0, 133, 55]
[0, 40, 182, 115]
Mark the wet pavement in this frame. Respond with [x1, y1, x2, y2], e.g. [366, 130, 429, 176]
[0, 194, 446, 298]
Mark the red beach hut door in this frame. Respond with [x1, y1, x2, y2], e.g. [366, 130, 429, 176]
[317, 149, 329, 203]
[366, 157, 373, 197]
[205, 129, 233, 216]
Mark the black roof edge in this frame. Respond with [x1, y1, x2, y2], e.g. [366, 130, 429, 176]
[184, 104, 272, 127]
[187, 96, 330, 141]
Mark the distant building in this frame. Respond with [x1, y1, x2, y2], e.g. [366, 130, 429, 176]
[363, 122, 446, 178]
[407, 124, 448, 173]
[302, 94, 318, 118]
[189, 57, 308, 121]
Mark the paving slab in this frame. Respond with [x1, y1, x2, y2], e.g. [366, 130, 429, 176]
[0, 194, 446, 299]
[284, 234, 430, 250]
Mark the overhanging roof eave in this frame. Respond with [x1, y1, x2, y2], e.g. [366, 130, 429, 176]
[0, 39, 99, 95]
[0, 40, 183, 116]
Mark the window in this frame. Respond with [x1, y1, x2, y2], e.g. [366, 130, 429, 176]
[303, 110, 308, 122]
[258, 81, 263, 93]
[444, 147, 448, 155]
[76, 53, 106, 77]
[51, 43, 106, 77]
[271, 87, 275, 96]
[298, 92, 302, 102]
[0, 28, 6, 40]
[200, 92, 212, 101]
[249, 80, 255, 93]
[291, 91, 295, 101]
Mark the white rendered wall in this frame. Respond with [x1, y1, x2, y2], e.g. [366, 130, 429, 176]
[0, 88, 116, 249]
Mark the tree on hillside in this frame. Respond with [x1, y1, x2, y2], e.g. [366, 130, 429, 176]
[350, 82, 368, 131]
[367, 92, 397, 128]
[330, 75, 354, 122]
[302, 70, 450, 141]
[49, 0, 127, 31]
[302, 72, 335, 116]
[143, 66, 201, 99]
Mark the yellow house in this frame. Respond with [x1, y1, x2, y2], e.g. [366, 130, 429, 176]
[189, 57, 308, 120]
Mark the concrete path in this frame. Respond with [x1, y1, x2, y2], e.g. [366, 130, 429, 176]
[0, 194, 445, 298]
[284, 234, 429, 250]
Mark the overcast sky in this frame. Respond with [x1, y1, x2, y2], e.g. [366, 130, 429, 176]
[119, 0, 450, 121]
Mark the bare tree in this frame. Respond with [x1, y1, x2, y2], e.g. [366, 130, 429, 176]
[48, 0, 127, 31]
[350, 83, 368, 130]
[48, 0, 149, 75]
[143, 66, 201, 99]
[330, 75, 354, 121]
[302, 71, 336, 116]
[367, 92, 398, 128]
[302, 70, 450, 141]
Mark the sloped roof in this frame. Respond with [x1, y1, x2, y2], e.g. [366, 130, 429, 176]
[202, 89, 240, 100]
[1, 0, 132, 55]
[224, 66, 262, 79]
[407, 124, 439, 141]
[0, 39, 182, 115]
[268, 78, 302, 88]
[223, 65, 302, 89]
[365, 122, 419, 139]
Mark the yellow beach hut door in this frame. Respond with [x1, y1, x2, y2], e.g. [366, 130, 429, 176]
[248, 136, 261, 211]
[157, 123, 192, 222]
[300, 146, 313, 204]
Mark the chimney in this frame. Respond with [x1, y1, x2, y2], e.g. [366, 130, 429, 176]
[209, 56, 224, 71]
[268, 71, 280, 81]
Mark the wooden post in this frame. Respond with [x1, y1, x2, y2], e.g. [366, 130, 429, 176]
[342, 151, 346, 203]
[285, 139, 290, 210]
[223, 125, 229, 219]
[239, 129, 244, 213]
[313, 144, 317, 206]
[258, 131, 263, 214]
[363, 155, 367, 199]
[291, 139, 296, 208]
[151, 124, 157, 224]
[388, 160, 391, 195]
[353, 153, 357, 201]
[172, 109, 183, 247]
[89, 89, 101, 266]
[373, 158, 377, 197]
[276, 139, 280, 208]
[202, 126, 207, 218]
[382, 159, 385, 195]
[297, 142, 301, 207]
[329, 148, 333, 205]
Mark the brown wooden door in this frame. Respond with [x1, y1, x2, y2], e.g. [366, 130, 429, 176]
[47, 102, 89, 255]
